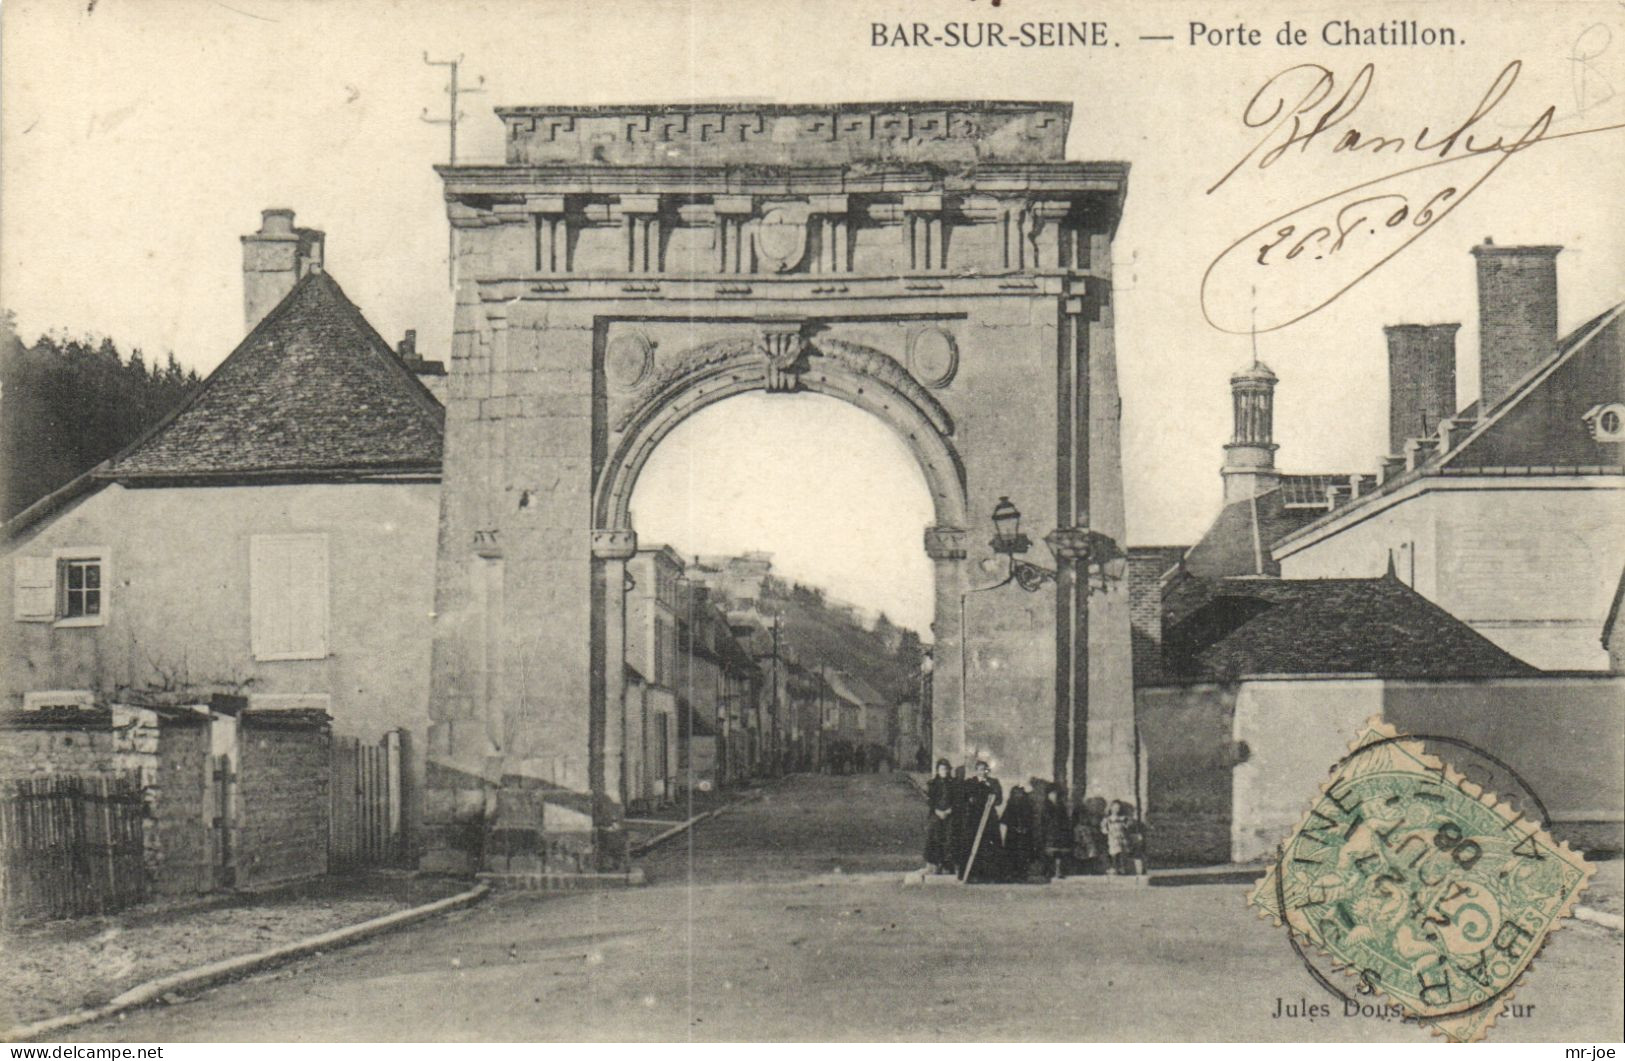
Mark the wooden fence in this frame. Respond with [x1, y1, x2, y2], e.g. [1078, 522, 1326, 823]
[329, 731, 402, 870]
[0, 774, 147, 922]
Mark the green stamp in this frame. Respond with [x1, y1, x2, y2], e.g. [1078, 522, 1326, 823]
[1250, 718, 1593, 1043]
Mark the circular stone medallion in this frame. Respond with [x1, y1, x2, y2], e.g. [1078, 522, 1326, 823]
[909, 326, 959, 389]
[604, 332, 653, 391]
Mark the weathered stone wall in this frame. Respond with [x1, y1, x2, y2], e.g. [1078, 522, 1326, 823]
[0, 712, 119, 778]
[235, 710, 330, 887]
[150, 716, 211, 895]
[1134, 685, 1236, 866]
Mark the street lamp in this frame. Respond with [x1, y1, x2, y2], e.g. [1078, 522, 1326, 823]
[988, 496, 1056, 592]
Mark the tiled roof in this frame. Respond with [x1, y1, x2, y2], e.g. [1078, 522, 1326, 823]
[107, 270, 443, 480]
[1163, 575, 1539, 680]
[1182, 488, 1324, 578]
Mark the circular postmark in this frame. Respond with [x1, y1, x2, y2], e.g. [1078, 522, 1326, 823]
[1251, 719, 1593, 1042]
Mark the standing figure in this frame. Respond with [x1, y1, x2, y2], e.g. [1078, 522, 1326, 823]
[1103, 799, 1138, 875]
[1039, 785, 1073, 880]
[923, 758, 957, 874]
[1073, 796, 1107, 876]
[959, 760, 1003, 882]
[1000, 785, 1036, 882]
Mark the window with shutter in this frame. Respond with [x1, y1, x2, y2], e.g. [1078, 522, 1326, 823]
[250, 534, 330, 661]
[13, 556, 56, 622]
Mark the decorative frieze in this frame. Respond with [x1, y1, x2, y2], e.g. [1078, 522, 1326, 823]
[499, 102, 1071, 167]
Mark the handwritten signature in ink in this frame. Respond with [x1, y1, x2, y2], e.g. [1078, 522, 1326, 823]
[1200, 60, 1625, 335]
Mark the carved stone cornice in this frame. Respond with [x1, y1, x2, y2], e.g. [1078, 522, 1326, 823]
[498, 102, 1071, 167]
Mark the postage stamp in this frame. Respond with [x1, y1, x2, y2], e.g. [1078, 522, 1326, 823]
[1249, 718, 1595, 1043]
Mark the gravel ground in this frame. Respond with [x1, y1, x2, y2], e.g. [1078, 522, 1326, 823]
[0, 872, 462, 1028]
[68, 774, 1623, 1043]
[1583, 856, 1622, 916]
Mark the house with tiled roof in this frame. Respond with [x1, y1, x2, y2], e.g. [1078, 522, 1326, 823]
[1132, 238, 1624, 868]
[2, 210, 446, 865]
[1273, 242, 1623, 671]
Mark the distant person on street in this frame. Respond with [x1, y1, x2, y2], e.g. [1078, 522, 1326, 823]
[923, 758, 956, 874]
[1000, 784, 1035, 882]
[1103, 799, 1137, 875]
[1039, 784, 1073, 880]
[959, 760, 1003, 882]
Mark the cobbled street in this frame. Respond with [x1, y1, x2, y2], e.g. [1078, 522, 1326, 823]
[72, 773, 1625, 1042]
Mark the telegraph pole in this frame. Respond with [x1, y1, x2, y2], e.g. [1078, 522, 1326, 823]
[422, 53, 484, 287]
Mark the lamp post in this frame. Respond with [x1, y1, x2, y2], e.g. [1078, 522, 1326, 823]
[961, 496, 1127, 783]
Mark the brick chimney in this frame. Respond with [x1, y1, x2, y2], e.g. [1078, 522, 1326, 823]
[241, 208, 325, 333]
[1471, 239, 1560, 411]
[396, 328, 448, 404]
[1384, 323, 1459, 456]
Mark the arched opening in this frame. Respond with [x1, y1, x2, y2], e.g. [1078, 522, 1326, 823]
[630, 391, 936, 632]
[595, 371, 966, 831]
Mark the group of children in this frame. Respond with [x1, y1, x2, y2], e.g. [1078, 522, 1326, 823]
[923, 758, 1145, 882]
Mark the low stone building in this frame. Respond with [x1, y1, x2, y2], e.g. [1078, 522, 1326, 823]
[0, 693, 333, 912]
[1138, 573, 1623, 863]
[2, 210, 442, 865]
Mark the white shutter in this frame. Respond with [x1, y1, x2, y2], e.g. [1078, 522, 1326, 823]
[251, 534, 329, 660]
[13, 556, 56, 621]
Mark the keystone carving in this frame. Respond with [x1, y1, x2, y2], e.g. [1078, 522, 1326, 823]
[757, 322, 808, 392]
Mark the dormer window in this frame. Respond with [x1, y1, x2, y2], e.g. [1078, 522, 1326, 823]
[1582, 402, 1625, 442]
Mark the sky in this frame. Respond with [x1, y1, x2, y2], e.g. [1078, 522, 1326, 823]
[3, 0, 1621, 633]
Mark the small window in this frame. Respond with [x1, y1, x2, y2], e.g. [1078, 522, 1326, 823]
[60, 558, 102, 619]
[13, 549, 110, 626]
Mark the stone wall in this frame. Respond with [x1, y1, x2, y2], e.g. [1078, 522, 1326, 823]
[149, 714, 212, 895]
[0, 704, 218, 896]
[235, 710, 331, 887]
[0, 709, 119, 778]
[1134, 685, 1235, 866]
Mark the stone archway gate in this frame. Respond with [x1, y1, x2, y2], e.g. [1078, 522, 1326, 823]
[423, 101, 1135, 871]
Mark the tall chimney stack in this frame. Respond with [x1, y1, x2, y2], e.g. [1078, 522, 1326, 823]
[241, 208, 325, 333]
[1221, 360, 1280, 505]
[1471, 239, 1560, 411]
[1384, 323, 1459, 455]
